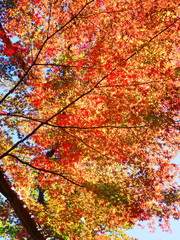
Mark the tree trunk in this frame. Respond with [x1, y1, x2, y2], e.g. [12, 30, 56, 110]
[0, 166, 49, 240]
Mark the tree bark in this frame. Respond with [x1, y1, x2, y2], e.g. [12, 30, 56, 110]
[0, 166, 49, 240]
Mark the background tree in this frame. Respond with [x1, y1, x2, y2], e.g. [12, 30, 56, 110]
[0, 0, 179, 239]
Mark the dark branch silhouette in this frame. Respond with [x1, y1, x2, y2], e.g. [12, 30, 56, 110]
[46, 149, 55, 158]
[4, 113, 148, 129]
[37, 187, 46, 205]
[0, 0, 95, 105]
[97, 80, 169, 88]
[0, 166, 49, 240]
[7, 154, 85, 188]
[0, 15, 179, 172]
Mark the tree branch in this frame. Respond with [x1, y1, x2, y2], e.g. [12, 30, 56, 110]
[4, 112, 147, 129]
[62, 128, 133, 171]
[35, 63, 98, 69]
[1, 16, 178, 161]
[3, 113, 134, 170]
[0, 0, 95, 105]
[97, 80, 169, 88]
[124, 17, 180, 62]
[0, 70, 112, 160]
[7, 154, 85, 188]
[0, 166, 50, 240]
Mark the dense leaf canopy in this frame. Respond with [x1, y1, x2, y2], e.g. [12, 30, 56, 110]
[0, 0, 179, 239]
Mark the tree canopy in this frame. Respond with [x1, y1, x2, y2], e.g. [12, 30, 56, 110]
[0, 0, 179, 239]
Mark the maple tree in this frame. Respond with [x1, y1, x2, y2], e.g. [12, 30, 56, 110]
[0, 0, 180, 239]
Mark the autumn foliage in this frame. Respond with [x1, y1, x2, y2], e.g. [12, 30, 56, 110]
[0, 0, 180, 239]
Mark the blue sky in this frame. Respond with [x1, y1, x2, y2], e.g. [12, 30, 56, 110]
[126, 153, 180, 240]
[126, 218, 180, 240]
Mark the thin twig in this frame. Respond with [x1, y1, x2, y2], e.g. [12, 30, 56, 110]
[1, 15, 179, 160]
[7, 154, 84, 187]
[0, 72, 112, 160]
[124, 17, 180, 62]
[0, 0, 94, 105]
[62, 128, 133, 171]
[35, 63, 98, 69]
[4, 112, 147, 129]
[97, 80, 169, 88]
